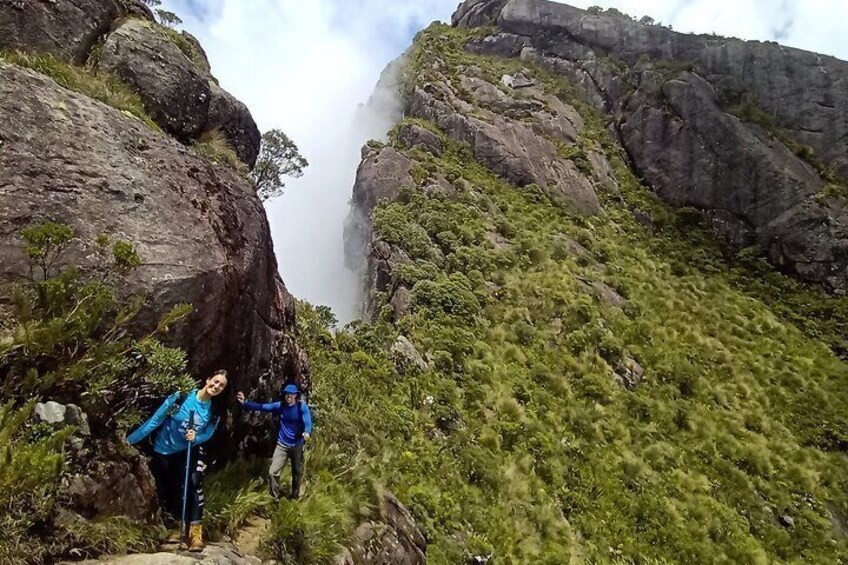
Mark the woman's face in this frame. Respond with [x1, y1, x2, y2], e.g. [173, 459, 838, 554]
[204, 374, 228, 396]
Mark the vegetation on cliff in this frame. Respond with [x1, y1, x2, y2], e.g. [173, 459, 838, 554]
[0, 224, 194, 564]
[285, 24, 848, 564]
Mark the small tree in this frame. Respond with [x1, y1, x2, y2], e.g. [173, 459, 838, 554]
[250, 129, 309, 201]
[156, 8, 183, 27]
[0, 223, 195, 429]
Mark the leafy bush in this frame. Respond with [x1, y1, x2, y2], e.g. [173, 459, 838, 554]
[0, 401, 71, 564]
[0, 223, 198, 562]
[0, 50, 157, 129]
[0, 223, 194, 430]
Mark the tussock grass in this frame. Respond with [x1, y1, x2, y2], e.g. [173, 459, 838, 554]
[193, 128, 245, 171]
[286, 23, 848, 565]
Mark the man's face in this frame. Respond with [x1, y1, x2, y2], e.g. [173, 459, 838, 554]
[285, 393, 297, 406]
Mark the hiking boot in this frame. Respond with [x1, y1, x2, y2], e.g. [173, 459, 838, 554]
[165, 528, 181, 543]
[188, 524, 205, 552]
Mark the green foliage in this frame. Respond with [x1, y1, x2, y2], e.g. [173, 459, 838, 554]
[0, 50, 158, 130]
[155, 8, 183, 28]
[263, 479, 358, 565]
[0, 224, 197, 562]
[193, 128, 246, 171]
[204, 459, 273, 535]
[289, 24, 848, 564]
[250, 129, 309, 201]
[0, 223, 195, 430]
[0, 401, 72, 564]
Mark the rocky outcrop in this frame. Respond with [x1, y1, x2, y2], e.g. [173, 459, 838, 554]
[408, 71, 602, 215]
[0, 0, 261, 168]
[0, 0, 152, 65]
[0, 60, 298, 404]
[62, 542, 262, 565]
[97, 18, 212, 141]
[208, 82, 262, 168]
[391, 336, 428, 374]
[64, 440, 160, 522]
[453, 0, 848, 292]
[336, 491, 427, 565]
[95, 18, 261, 166]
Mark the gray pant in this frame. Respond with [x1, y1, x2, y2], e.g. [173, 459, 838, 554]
[269, 443, 303, 500]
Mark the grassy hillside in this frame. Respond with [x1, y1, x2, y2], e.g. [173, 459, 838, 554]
[289, 24, 848, 565]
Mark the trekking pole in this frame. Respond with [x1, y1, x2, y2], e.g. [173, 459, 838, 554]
[180, 410, 196, 544]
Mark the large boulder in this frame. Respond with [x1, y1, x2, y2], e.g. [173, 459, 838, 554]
[207, 82, 262, 168]
[64, 441, 160, 522]
[96, 18, 211, 141]
[0, 60, 299, 401]
[0, 0, 152, 65]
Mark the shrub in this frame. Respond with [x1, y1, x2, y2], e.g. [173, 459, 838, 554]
[0, 223, 195, 430]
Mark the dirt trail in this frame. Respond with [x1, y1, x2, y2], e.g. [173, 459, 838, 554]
[234, 516, 271, 559]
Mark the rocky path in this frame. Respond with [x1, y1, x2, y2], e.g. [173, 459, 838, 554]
[64, 541, 264, 565]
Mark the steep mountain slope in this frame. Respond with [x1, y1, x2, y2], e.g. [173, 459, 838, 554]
[325, 7, 848, 564]
[453, 0, 848, 293]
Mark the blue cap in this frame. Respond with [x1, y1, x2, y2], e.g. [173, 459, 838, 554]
[283, 384, 300, 395]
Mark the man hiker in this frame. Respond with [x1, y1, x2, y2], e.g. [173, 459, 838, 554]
[125, 369, 228, 551]
[237, 383, 312, 500]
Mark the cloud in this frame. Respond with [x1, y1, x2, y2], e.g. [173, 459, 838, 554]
[162, 0, 847, 321]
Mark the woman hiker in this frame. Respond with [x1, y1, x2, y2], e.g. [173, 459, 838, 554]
[236, 384, 312, 501]
[125, 369, 229, 551]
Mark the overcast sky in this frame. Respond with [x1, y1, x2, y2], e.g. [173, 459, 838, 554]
[162, 0, 848, 322]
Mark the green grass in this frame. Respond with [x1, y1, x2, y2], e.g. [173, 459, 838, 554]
[154, 24, 206, 69]
[203, 458, 273, 536]
[193, 128, 245, 171]
[283, 23, 848, 565]
[0, 50, 158, 130]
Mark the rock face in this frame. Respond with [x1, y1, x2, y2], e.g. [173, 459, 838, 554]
[0, 60, 299, 411]
[408, 72, 601, 215]
[97, 18, 212, 141]
[452, 0, 848, 292]
[0, 0, 260, 167]
[0, 0, 153, 64]
[345, 36, 611, 317]
[337, 491, 427, 565]
[207, 82, 262, 168]
[94, 18, 261, 166]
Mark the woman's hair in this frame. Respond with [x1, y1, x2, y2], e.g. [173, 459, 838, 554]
[212, 369, 228, 379]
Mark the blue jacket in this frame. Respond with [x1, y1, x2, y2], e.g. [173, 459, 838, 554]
[242, 399, 312, 447]
[126, 390, 217, 454]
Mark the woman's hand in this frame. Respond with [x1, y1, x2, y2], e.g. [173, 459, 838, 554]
[236, 391, 245, 404]
[185, 429, 197, 442]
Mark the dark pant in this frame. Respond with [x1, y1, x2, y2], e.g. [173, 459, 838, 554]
[269, 443, 303, 500]
[151, 445, 206, 525]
